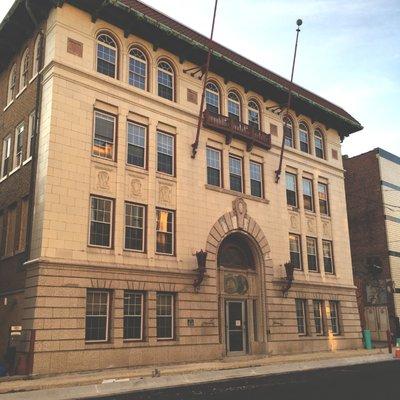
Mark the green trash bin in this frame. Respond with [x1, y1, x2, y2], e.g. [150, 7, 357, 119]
[396, 338, 400, 348]
[363, 329, 372, 350]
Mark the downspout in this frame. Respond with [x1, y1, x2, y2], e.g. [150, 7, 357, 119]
[25, 0, 44, 270]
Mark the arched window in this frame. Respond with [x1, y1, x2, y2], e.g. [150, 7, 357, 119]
[128, 47, 147, 90]
[283, 116, 294, 148]
[227, 91, 241, 120]
[96, 33, 117, 78]
[248, 100, 260, 129]
[299, 122, 310, 153]
[205, 82, 220, 114]
[218, 232, 255, 270]
[314, 129, 325, 159]
[7, 64, 17, 105]
[19, 48, 30, 91]
[157, 60, 174, 101]
[33, 35, 42, 76]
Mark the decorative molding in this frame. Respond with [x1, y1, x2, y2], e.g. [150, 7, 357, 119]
[159, 184, 172, 205]
[131, 178, 142, 197]
[97, 170, 110, 190]
[232, 197, 247, 228]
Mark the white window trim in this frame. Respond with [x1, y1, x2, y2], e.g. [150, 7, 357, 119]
[128, 48, 147, 91]
[92, 111, 116, 161]
[124, 203, 146, 253]
[85, 290, 110, 343]
[156, 293, 175, 340]
[155, 208, 175, 256]
[296, 299, 307, 336]
[206, 147, 222, 187]
[157, 61, 175, 101]
[88, 196, 113, 249]
[156, 131, 175, 176]
[1, 135, 12, 180]
[96, 34, 118, 79]
[123, 291, 144, 341]
[229, 154, 243, 193]
[249, 160, 263, 198]
[126, 121, 147, 170]
[14, 123, 24, 170]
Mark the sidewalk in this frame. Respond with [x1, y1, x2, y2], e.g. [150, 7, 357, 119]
[0, 348, 394, 399]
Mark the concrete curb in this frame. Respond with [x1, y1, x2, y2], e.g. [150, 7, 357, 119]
[0, 352, 395, 400]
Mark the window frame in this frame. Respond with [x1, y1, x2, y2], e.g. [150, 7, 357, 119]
[124, 202, 146, 253]
[318, 182, 330, 216]
[286, 172, 298, 208]
[123, 291, 145, 341]
[283, 116, 294, 148]
[314, 129, 325, 159]
[92, 110, 117, 161]
[127, 120, 147, 169]
[26, 111, 35, 161]
[156, 208, 175, 256]
[313, 300, 325, 336]
[88, 195, 114, 249]
[96, 32, 118, 79]
[206, 146, 222, 187]
[205, 81, 220, 114]
[128, 47, 148, 90]
[289, 233, 302, 270]
[33, 35, 42, 77]
[157, 60, 175, 101]
[227, 91, 241, 121]
[248, 100, 260, 130]
[13, 122, 24, 170]
[306, 236, 319, 272]
[85, 289, 110, 343]
[299, 122, 310, 154]
[250, 160, 263, 198]
[157, 131, 175, 176]
[302, 177, 315, 212]
[1, 135, 12, 179]
[229, 154, 243, 193]
[323, 240, 335, 274]
[7, 64, 17, 105]
[295, 299, 307, 336]
[329, 301, 340, 335]
[156, 292, 175, 340]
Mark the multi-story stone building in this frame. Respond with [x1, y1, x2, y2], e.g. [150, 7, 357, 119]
[0, 0, 363, 375]
[344, 149, 400, 342]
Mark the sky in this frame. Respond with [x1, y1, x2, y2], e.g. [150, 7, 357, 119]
[1, 0, 399, 157]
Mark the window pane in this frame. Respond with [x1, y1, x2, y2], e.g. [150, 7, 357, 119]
[86, 290, 108, 341]
[299, 124, 309, 153]
[207, 148, 221, 187]
[97, 43, 116, 78]
[295, 299, 306, 335]
[318, 183, 329, 215]
[158, 68, 173, 100]
[290, 234, 302, 269]
[156, 293, 173, 339]
[93, 112, 115, 159]
[307, 237, 318, 271]
[90, 197, 112, 247]
[129, 53, 146, 90]
[229, 156, 242, 192]
[323, 241, 334, 273]
[286, 173, 297, 207]
[205, 87, 219, 114]
[125, 204, 144, 251]
[250, 162, 262, 197]
[156, 209, 174, 254]
[127, 122, 146, 167]
[313, 300, 324, 335]
[303, 178, 314, 211]
[157, 133, 174, 175]
[124, 292, 143, 340]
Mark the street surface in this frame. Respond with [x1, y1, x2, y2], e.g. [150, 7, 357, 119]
[85, 361, 399, 400]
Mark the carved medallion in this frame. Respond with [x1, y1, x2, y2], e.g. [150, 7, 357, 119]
[290, 215, 299, 230]
[323, 221, 330, 236]
[307, 218, 315, 233]
[232, 198, 247, 228]
[131, 179, 142, 197]
[159, 185, 171, 204]
[97, 171, 110, 190]
[224, 274, 249, 295]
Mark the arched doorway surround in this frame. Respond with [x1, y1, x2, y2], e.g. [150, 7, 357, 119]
[205, 198, 272, 356]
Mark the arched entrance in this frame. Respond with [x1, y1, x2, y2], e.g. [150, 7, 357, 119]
[206, 198, 271, 357]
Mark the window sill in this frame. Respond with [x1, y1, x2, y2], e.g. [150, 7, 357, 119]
[9, 166, 21, 176]
[0, 176, 7, 184]
[91, 156, 117, 168]
[123, 338, 145, 343]
[205, 184, 270, 204]
[156, 171, 176, 181]
[287, 205, 299, 212]
[85, 340, 110, 344]
[87, 244, 113, 250]
[123, 248, 146, 254]
[126, 163, 148, 175]
[3, 101, 14, 112]
[321, 215, 331, 221]
[304, 210, 316, 216]
[29, 74, 38, 84]
[23, 157, 32, 166]
[16, 87, 27, 98]
[155, 252, 176, 258]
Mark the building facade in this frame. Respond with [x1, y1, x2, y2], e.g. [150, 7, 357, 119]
[344, 149, 400, 341]
[0, 0, 363, 375]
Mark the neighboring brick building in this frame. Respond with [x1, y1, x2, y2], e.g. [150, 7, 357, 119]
[1, 0, 363, 375]
[344, 149, 400, 341]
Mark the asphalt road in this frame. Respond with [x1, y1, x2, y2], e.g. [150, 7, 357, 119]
[86, 360, 400, 400]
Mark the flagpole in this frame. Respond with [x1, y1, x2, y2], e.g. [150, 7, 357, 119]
[275, 19, 303, 183]
[191, 0, 219, 159]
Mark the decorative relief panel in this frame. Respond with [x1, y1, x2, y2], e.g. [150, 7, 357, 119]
[157, 179, 176, 208]
[289, 213, 300, 231]
[97, 171, 110, 190]
[91, 163, 116, 194]
[322, 219, 332, 238]
[125, 172, 147, 202]
[306, 217, 317, 234]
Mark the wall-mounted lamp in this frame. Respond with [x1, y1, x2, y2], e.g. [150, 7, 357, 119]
[282, 261, 295, 297]
[193, 250, 208, 292]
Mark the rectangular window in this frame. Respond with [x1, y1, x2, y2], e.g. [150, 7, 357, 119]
[302, 178, 314, 211]
[156, 293, 174, 339]
[313, 300, 325, 335]
[14, 123, 24, 169]
[85, 290, 109, 342]
[127, 122, 146, 168]
[92, 111, 115, 160]
[5, 207, 17, 257]
[289, 234, 302, 270]
[27, 112, 35, 160]
[286, 172, 297, 207]
[295, 299, 307, 335]
[17, 198, 29, 252]
[206, 147, 221, 187]
[157, 132, 174, 175]
[1, 136, 12, 178]
[329, 301, 340, 335]
[89, 196, 113, 248]
[125, 203, 145, 252]
[306, 237, 318, 272]
[229, 155, 243, 192]
[318, 183, 330, 216]
[156, 209, 174, 255]
[250, 161, 263, 198]
[97, 42, 116, 78]
[323, 240, 334, 274]
[123, 291, 144, 340]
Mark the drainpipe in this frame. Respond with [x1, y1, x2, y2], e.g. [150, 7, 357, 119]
[25, 0, 44, 269]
